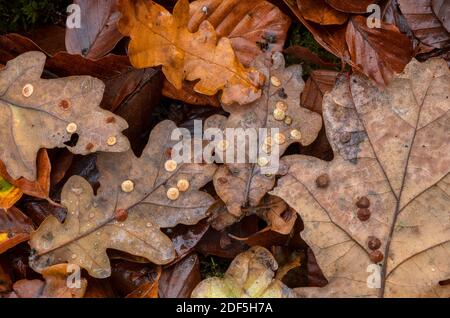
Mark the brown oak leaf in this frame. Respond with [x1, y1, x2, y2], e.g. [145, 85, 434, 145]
[188, 0, 291, 66]
[118, 0, 264, 105]
[206, 52, 322, 227]
[271, 58, 450, 297]
[29, 120, 217, 278]
[0, 52, 130, 181]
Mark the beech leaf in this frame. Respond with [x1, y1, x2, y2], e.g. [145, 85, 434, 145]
[29, 120, 217, 278]
[346, 16, 413, 85]
[398, 0, 450, 49]
[65, 0, 124, 59]
[0, 52, 130, 181]
[296, 0, 348, 25]
[271, 58, 450, 297]
[118, 0, 264, 105]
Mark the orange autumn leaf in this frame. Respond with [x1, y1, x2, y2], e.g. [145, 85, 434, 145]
[0, 149, 51, 202]
[0, 177, 22, 209]
[118, 0, 264, 105]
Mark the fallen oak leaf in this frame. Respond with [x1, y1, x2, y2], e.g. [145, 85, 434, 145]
[29, 120, 217, 278]
[164, 0, 291, 106]
[191, 246, 295, 298]
[206, 52, 322, 225]
[188, 0, 291, 66]
[271, 58, 450, 297]
[0, 51, 130, 181]
[118, 0, 264, 105]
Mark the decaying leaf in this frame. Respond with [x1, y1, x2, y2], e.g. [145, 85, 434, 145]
[206, 53, 322, 225]
[65, 0, 124, 59]
[189, 0, 291, 66]
[8, 264, 87, 298]
[159, 253, 202, 298]
[398, 0, 450, 49]
[283, 0, 351, 63]
[163, 0, 291, 106]
[271, 58, 450, 297]
[325, 0, 378, 14]
[284, 46, 339, 68]
[0, 178, 22, 209]
[301, 69, 339, 114]
[297, 0, 348, 25]
[0, 52, 130, 181]
[118, 0, 264, 105]
[432, 0, 450, 32]
[0, 149, 51, 202]
[0, 207, 35, 254]
[191, 246, 295, 298]
[346, 16, 413, 85]
[29, 120, 217, 278]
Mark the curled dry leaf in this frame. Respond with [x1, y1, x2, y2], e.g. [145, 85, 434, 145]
[118, 0, 264, 105]
[250, 195, 297, 235]
[398, 0, 450, 49]
[0, 52, 130, 181]
[346, 16, 413, 86]
[8, 264, 87, 298]
[191, 246, 295, 298]
[0, 207, 35, 254]
[29, 120, 217, 278]
[206, 53, 322, 225]
[296, 0, 348, 25]
[271, 58, 450, 297]
[65, 0, 124, 59]
[432, 0, 450, 32]
[325, 0, 378, 14]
